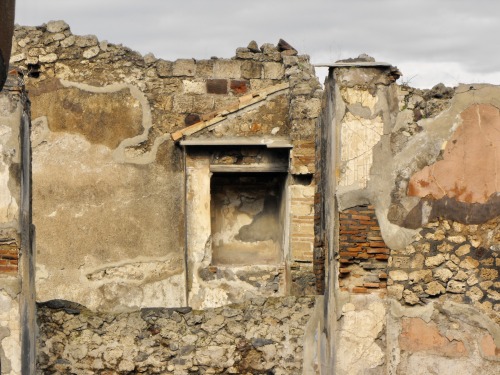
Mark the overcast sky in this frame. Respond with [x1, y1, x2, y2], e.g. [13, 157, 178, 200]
[15, 0, 500, 88]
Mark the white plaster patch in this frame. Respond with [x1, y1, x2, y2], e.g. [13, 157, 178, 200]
[339, 112, 383, 188]
[0, 144, 19, 223]
[0, 289, 21, 375]
[341, 87, 379, 109]
[336, 301, 386, 374]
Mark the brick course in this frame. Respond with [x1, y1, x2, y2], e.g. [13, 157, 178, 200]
[0, 240, 19, 273]
[338, 205, 388, 294]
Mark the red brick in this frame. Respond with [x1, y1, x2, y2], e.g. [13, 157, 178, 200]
[352, 287, 368, 294]
[369, 241, 387, 248]
[359, 220, 376, 225]
[0, 265, 18, 273]
[351, 215, 371, 221]
[230, 80, 248, 94]
[378, 272, 388, 279]
[363, 282, 380, 288]
[366, 248, 389, 254]
[339, 268, 351, 274]
[375, 254, 389, 260]
[339, 259, 353, 264]
[206, 79, 228, 94]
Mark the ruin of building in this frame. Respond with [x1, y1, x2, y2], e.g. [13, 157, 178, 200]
[0, 20, 498, 375]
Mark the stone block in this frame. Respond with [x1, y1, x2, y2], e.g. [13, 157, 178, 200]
[206, 79, 227, 94]
[196, 60, 214, 78]
[191, 96, 215, 113]
[156, 60, 173, 78]
[229, 80, 248, 94]
[183, 80, 206, 95]
[173, 59, 196, 77]
[213, 60, 241, 79]
[263, 62, 285, 80]
[241, 61, 262, 79]
[173, 95, 194, 113]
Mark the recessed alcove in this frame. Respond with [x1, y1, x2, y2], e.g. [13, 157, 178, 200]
[210, 172, 287, 265]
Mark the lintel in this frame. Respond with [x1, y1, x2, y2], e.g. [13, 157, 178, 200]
[180, 137, 293, 149]
[210, 164, 288, 173]
[314, 62, 393, 68]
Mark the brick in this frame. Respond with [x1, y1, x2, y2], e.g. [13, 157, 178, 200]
[230, 80, 248, 94]
[369, 241, 386, 248]
[352, 287, 368, 294]
[375, 254, 390, 260]
[366, 248, 389, 254]
[351, 215, 371, 221]
[363, 282, 380, 288]
[339, 268, 351, 274]
[206, 79, 228, 94]
[359, 220, 376, 225]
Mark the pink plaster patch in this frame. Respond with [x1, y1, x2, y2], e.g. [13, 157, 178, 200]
[408, 104, 500, 204]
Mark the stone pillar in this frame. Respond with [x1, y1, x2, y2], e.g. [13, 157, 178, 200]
[0, 70, 33, 375]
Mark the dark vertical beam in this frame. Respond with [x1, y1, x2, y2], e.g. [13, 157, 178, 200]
[0, 0, 16, 90]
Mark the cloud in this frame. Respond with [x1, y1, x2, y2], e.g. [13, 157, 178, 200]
[15, 0, 500, 88]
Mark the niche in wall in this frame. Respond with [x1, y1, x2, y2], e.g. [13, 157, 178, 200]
[210, 172, 287, 266]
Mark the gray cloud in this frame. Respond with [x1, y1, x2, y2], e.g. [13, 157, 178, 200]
[15, 0, 500, 88]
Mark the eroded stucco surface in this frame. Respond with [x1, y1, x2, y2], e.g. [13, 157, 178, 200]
[409, 103, 500, 204]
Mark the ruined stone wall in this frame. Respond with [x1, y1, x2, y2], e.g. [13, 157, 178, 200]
[0, 71, 33, 375]
[11, 21, 322, 311]
[313, 60, 499, 374]
[36, 296, 316, 375]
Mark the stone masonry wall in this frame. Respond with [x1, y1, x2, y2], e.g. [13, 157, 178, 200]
[37, 296, 316, 375]
[388, 216, 499, 324]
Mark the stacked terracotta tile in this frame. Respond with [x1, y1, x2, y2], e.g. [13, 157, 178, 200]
[0, 239, 18, 273]
[338, 205, 388, 293]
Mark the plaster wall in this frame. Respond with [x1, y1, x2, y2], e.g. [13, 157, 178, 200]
[0, 74, 25, 375]
[11, 21, 322, 311]
[314, 61, 499, 374]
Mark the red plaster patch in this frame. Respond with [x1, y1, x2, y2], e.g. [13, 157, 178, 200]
[399, 318, 468, 357]
[408, 104, 500, 204]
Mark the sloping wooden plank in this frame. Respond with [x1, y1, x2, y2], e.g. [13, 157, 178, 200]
[171, 82, 289, 141]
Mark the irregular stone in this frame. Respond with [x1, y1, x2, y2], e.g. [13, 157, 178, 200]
[459, 256, 479, 270]
[389, 270, 408, 281]
[403, 290, 420, 305]
[60, 35, 76, 48]
[409, 270, 433, 283]
[247, 40, 260, 53]
[425, 281, 445, 296]
[453, 270, 468, 281]
[480, 268, 498, 281]
[425, 254, 445, 268]
[387, 284, 404, 299]
[437, 242, 453, 253]
[448, 235, 466, 244]
[75, 35, 98, 47]
[455, 244, 471, 257]
[46, 20, 69, 33]
[446, 280, 466, 293]
[83, 46, 100, 59]
[466, 286, 483, 301]
[434, 268, 453, 282]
